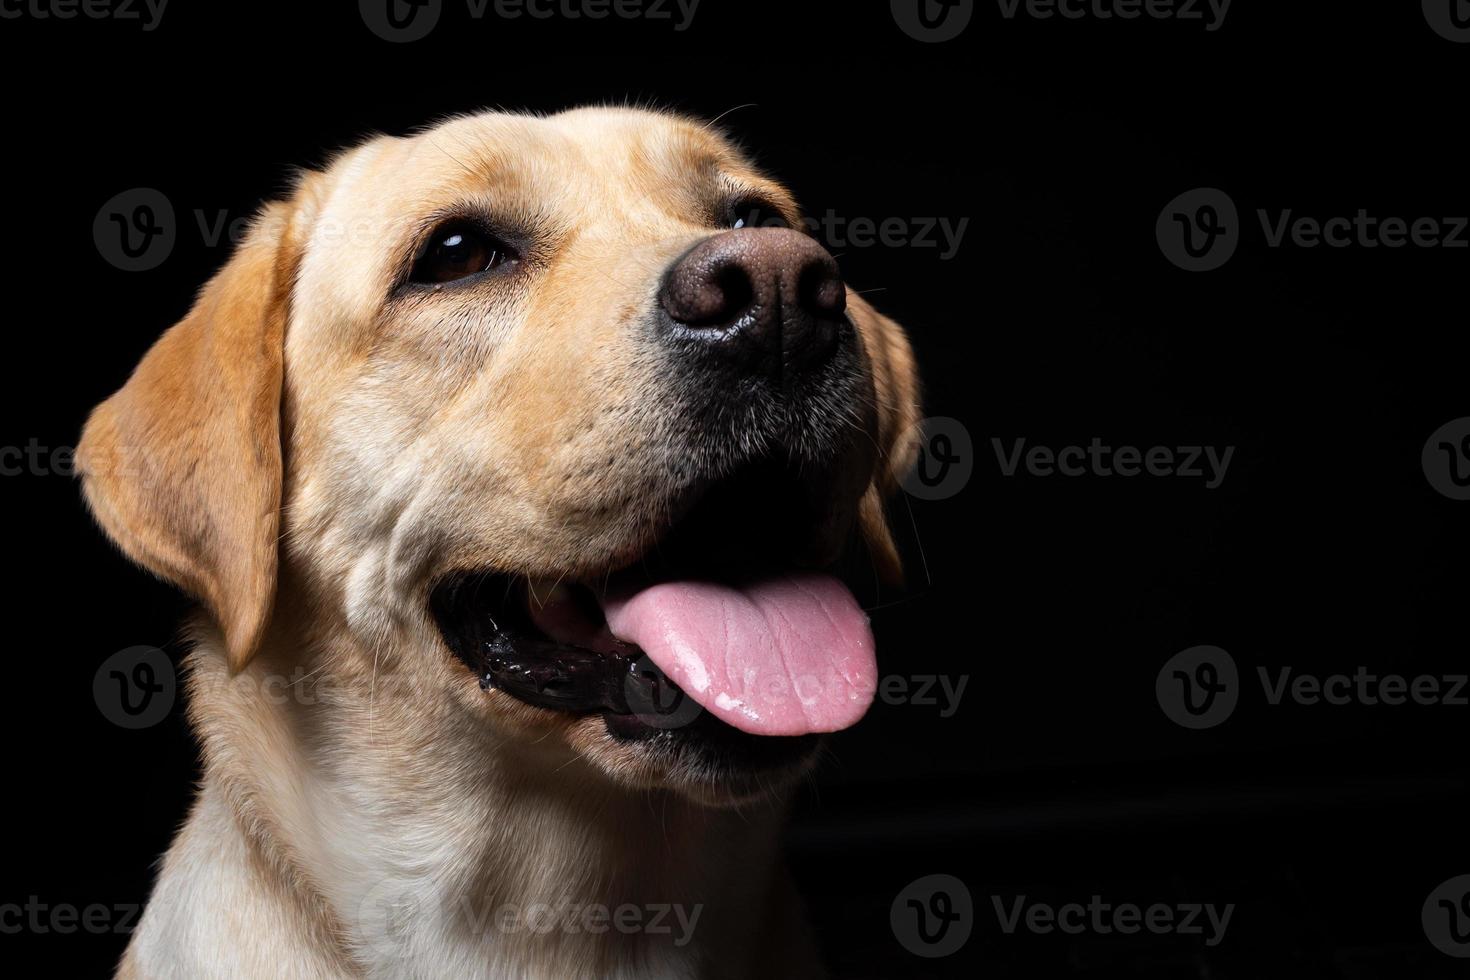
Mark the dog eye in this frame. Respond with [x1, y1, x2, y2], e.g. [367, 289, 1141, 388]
[410, 222, 515, 284]
[728, 199, 787, 230]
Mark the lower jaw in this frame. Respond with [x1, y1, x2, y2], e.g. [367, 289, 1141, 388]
[602, 707, 820, 762]
[592, 712, 824, 807]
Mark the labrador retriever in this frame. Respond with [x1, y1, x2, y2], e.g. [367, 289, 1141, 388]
[79, 106, 921, 979]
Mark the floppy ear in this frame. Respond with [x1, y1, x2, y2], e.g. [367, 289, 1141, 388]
[848, 294, 923, 586]
[78, 200, 304, 673]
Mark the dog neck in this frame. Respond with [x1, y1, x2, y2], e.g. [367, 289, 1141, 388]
[159, 622, 812, 979]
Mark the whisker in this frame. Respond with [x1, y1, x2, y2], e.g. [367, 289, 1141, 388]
[708, 103, 759, 128]
[900, 491, 932, 588]
[862, 591, 931, 614]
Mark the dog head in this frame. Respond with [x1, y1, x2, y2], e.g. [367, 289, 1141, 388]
[79, 107, 921, 806]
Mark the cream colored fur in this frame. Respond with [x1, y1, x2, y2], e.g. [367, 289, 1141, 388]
[81, 107, 920, 979]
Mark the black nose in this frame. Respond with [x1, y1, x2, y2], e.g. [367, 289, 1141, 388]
[659, 228, 847, 378]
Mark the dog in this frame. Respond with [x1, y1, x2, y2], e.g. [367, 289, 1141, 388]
[79, 106, 921, 979]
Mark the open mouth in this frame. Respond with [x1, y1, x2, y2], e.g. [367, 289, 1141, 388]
[429, 456, 879, 756]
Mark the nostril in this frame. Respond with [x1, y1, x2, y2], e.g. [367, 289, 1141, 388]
[796, 259, 846, 319]
[711, 262, 755, 325]
[661, 254, 757, 329]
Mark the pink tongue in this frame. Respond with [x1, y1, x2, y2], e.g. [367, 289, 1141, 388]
[601, 573, 877, 737]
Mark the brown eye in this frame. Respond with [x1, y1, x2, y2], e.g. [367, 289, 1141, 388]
[410, 222, 514, 284]
[728, 199, 787, 230]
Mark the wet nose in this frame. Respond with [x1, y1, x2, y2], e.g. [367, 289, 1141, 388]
[658, 228, 847, 378]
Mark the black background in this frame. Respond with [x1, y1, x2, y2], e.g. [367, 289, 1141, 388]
[4, 1, 1469, 976]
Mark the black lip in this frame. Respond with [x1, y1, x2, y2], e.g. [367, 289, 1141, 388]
[429, 574, 695, 725]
